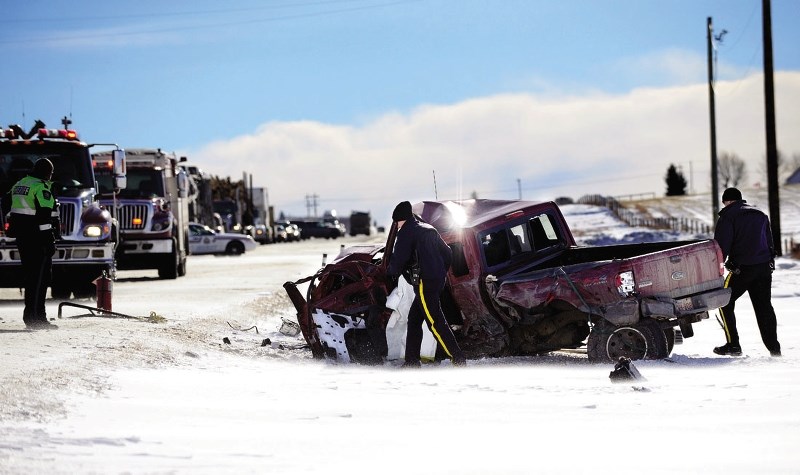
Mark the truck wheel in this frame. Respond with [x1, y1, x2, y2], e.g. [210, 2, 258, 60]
[606, 326, 649, 361]
[637, 319, 670, 359]
[51, 283, 72, 300]
[226, 241, 245, 255]
[663, 328, 676, 356]
[158, 239, 179, 279]
[178, 255, 187, 277]
[587, 319, 668, 362]
[73, 281, 97, 299]
[587, 320, 615, 363]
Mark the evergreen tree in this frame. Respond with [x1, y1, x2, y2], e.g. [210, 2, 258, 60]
[665, 164, 687, 196]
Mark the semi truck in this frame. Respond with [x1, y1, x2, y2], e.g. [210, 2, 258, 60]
[93, 148, 189, 279]
[0, 120, 120, 298]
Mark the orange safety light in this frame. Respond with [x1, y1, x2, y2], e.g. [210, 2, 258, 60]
[132, 217, 143, 226]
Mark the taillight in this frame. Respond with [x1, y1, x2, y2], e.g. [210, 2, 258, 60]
[616, 270, 636, 297]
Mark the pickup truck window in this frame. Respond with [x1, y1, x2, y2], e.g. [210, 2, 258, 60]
[480, 213, 563, 268]
[449, 242, 469, 277]
[531, 213, 560, 251]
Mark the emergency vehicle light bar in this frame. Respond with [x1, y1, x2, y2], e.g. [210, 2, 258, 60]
[37, 128, 79, 140]
[1, 128, 19, 139]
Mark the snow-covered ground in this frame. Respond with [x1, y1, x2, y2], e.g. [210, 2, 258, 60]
[1, 193, 799, 474]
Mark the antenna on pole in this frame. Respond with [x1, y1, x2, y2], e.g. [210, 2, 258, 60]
[69, 86, 74, 125]
[432, 170, 438, 199]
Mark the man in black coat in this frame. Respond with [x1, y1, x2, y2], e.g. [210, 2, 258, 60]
[387, 201, 466, 367]
[712, 188, 780, 357]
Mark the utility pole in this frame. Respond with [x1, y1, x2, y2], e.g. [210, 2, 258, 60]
[707, 17, 720, 224]
[305, 193, 319, 218]
[763, 0, 782, 255]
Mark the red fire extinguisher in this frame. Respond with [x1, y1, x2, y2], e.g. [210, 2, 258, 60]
[94, 271, 113, 312]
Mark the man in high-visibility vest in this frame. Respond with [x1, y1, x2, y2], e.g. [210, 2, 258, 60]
[7, 158, 58, 330]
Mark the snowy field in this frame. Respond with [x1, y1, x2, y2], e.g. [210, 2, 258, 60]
[1, 191, 799, 474]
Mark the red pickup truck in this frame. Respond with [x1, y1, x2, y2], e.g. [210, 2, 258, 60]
[285, 199, 730, 363]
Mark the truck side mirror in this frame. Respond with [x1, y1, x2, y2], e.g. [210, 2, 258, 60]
[114, 176, 127, 190]
[177, 169, 189, 198]
[112, 149, 126, 176]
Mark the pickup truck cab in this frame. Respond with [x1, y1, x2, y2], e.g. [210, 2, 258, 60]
[285, 199, 730, 363]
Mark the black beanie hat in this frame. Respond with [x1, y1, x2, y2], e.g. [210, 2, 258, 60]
[722, 187, 743, 202]
[33, 158, 54, 180]
[392, 201, 413, 221]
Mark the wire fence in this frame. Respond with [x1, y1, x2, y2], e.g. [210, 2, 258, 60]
[578, 194, 711, 237]
[576, 194, 800, 257]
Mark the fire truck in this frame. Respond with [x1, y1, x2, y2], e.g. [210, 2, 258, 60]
[92, 148, 189, 279]
[0, 120, 120, 298]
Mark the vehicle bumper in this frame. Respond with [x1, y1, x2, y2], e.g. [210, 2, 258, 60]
[117, 239, 174, 255]
[641, 287, 731, 317]
[0, 242, 114, 265]
[0, 242, 114, 286]
[601, 287, 731, 326]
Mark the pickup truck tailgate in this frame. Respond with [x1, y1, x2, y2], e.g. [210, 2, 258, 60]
[631, 240, 724, 299]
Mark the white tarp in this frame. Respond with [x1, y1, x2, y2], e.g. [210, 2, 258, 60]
[311, 276, 436, 363]
[385, 276, 437, 361]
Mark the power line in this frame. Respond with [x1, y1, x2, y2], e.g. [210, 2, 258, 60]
[0, 0, 422, 46]
[0, 0, 378, 24]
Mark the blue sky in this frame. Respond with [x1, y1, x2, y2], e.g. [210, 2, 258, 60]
[2, 1, 799, 222]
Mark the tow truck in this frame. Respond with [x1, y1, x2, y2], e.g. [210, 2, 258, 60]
[92, 148, 189, 279]
[0, 119, 123, 298]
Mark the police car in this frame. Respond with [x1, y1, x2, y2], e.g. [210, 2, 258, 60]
[188, 222, 257, 255]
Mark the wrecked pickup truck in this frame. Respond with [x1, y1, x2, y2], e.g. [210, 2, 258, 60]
[285, 199, 730, 363]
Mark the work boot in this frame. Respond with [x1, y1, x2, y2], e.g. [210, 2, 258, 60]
[770, 350, 782, 357]
[713, 343, 742, 356]
[452, 357, 467, 367]
[400, 360, 421, 369]
[26, 319, 58, 330]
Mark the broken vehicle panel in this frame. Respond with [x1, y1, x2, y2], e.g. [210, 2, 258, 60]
[285, 199, 730, 364]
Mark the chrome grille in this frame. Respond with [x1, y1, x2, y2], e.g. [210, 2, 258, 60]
[117, 204, 149, 230]
[59, 201, 76, 236]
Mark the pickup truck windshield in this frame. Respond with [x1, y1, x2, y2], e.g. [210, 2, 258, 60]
[480, 213, 562, 268]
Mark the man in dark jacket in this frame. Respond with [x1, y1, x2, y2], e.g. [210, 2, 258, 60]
[712, 187, 780, 356]
[387, 201, 466, 367]
[7, 158, 58, 330]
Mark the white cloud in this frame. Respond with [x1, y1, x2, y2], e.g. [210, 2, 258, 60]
[189, 71, 800, 226]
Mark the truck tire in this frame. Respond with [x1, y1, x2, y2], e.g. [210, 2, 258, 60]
[51, 282, 72, 300]
[158, 239, 179, 279]
[587, 320, 615, 363]
[178, 255, 187, 277]
[587, 319, 669, 362]
[637, 319, 670, 359]
[73, 281, 97, 299]
[663, 327, 676, 356]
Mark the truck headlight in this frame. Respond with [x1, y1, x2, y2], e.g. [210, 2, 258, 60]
[84, 225, 103, 237]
